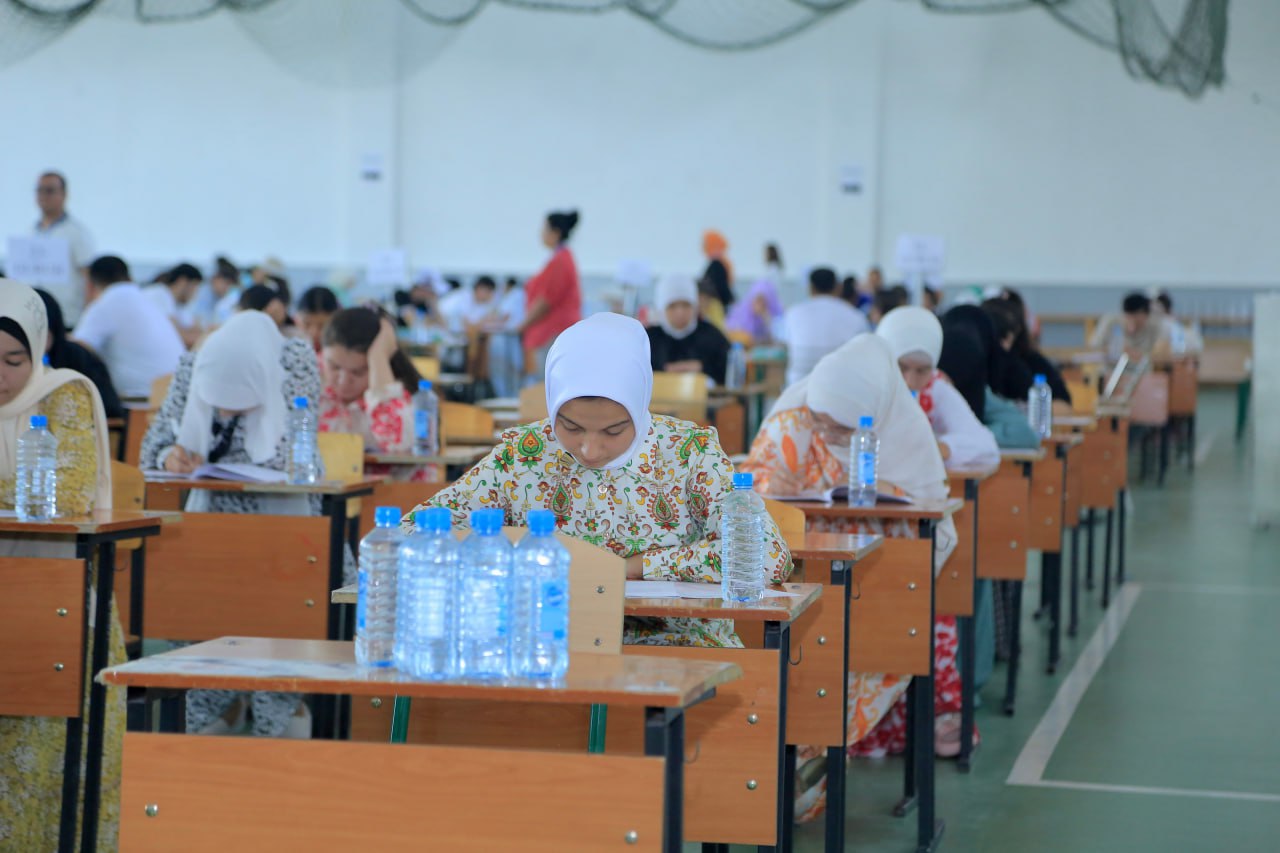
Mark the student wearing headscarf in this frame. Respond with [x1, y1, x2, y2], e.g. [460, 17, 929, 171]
[725, 277, 784, 345]
[645, 274, 731, 384]
[739, 334, 962, 820]
[700, 229, 734, 310]
[876, 307, 999, 469]
[412, 313, 791, 647]
[0, 279, 121, 850]
[35, 287, 124, 419]
[139, 311, 324, 737]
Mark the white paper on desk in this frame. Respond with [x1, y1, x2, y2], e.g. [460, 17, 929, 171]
[766, 485, 911, 505]
[141, 469, 189, 481]
[625, 581, 799, 599]
[192, 463, 288, 484]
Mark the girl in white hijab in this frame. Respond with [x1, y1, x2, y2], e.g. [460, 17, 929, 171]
[414, 312, 791, 648]
[644, 274, 732, 385]
[875, 306, 999, 469]
[0, 279, 122, 851]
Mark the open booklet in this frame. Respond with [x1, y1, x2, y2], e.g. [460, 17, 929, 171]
[765, 485, 912, 505]
[143, 462, 288, 484]
[624, 581, 800, 600]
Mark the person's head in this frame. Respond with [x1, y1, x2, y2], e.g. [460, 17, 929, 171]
[543, 210, 580, 248]
[869, 285, 909, 326]
[87, 256, 131, 298]
[1155, 291, 1172, 317]
[35, 288, 67, 354]
[505, 277, 520, 292]
[35, 171, 67, 220]
[981, 297, 1031, 357]
[264, 274, 291, 308]
[765, 243, 782, 267]
[1122, 292, 1152, 335]
[0, 280, 45, 405]
[840, 276, 859, 306]
[321, 307, 422, 405]
[655, 274, 700, 339]
[702, 230, 728, 260]
[545, 313, 652, 470]
[211, 257, 239, 297]
[805, 334, 912, 454]
[922, 286, 941, 313]
[939, 305, 1003, 420]
[297, 286, 340, 351]
[875, 306, 944, 393]
[473, 276, 497, 305]
[866, 266, 884, 292]
[166, 262, 203, 306]
[809, 267, 838, 297]
[238, 284, 287, 327]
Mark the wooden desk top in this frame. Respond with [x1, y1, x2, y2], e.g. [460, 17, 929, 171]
[1043, 433, 1085, 449]
[788, 497, 963, 521]
[366, 447, 490, 467]
[1096, 404, 1131, 419]
[946, 463, 1000, 482]
[623, 582, 821, 621]
[0, 509, 179, 536]
[144, 476, 379, 497]
[785, 531, 883, 563]
[476, 397, 519, 411]
[1000, 448, 1046, 463]
[1054, 415, 1098, 431]
[98, 637, 741, 709]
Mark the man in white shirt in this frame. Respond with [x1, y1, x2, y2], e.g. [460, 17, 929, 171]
[780, 266, 871, 386]
[33, 171, 95, 324]
[142, 262, 203, 347]
[73, 256, 186, 399]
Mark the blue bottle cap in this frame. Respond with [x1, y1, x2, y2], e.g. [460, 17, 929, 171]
[859, 415, 873, 429]
[374, 506, 400, 527]
[30, 415, 48, 429]
[416, 507, 451, 533]
[489, 506, 506, 526]
[42, 355, 50, 366]
[732, 471, 753, 490]
[528, 509, 556, 535]
[1034, 374, 1047, 384]
[418, 379, 432, 392]
[471, 509, 501, 534]
[293, 396, 309, 409]
[732, 341, 744, 349]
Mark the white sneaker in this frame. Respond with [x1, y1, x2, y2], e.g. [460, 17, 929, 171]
[281, 703, 313, 739]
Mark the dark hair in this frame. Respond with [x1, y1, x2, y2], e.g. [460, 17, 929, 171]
[839, 276, 858, 304]
[38, 171, 66, 192]
[1000, 287, 1026, 311]
[322, 308, 422, 393]
[239, 284, 284, 312]
[213, 256, 239, 282]
[546, 209, 580, 243]
[445, 278, 462, 292]
[505, 277, 520, 290]
[298, 285, 340, 315]
[474, 275, 497, 292]
[152, 268, 174, 285]
[35, 288, 67, 345]
[982, 297, 1032, 358]
[766, 243, 783, 267]
[1122, 292, 1151, 315]
[923, 286, 941, 306]
[88, 256, 131, 287]
[809, 267, 838, 295]
[168, 262, 203, 283]
[874, 285, 909, 317]
[1156, 291, 1172, 313]
[264, 274, 291, 307]
[0, 318, 31, 357]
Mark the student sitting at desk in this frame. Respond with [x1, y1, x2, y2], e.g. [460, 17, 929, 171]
[982, 297, 1073, 413]
[876, 306, 1000, 469]
[317, 308, 436, 482]
[140, 311, 324, 738]
[0, 280, 119, 850]
[645, 274, 731, 385]
[36, 287, 124, 419]
[411, 312, 792, 647]
[1089, 291, 1171, 362]
[939, 306, 1042, 449]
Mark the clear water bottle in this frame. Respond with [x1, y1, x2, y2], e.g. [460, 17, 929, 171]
[725, 342, 747, 390]
[513, 509, 570, 681]
[16, 415, 58, 521]
[356, 506, 405, 668]
[287, 396, 319, 484]
[720, 472, 767, 602]
[456, 508, 513, 680]
[1028, 374, 1053, 439]
[848, 416, 878, 508]
[413, 380, 440, 457]
[395, 507, 459, 680]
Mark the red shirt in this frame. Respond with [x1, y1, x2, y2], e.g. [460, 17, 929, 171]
[523, 246, 581, 350]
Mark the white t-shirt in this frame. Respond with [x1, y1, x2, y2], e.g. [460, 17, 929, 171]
[73, 282, 186, 398]
[925, 380, 1000, 469]
[33, 213, 94, 325]
[142, 284, 198, 329]
[780, 295, 870, 386]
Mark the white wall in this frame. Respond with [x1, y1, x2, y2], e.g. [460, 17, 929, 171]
[2, 1, 1277, 288]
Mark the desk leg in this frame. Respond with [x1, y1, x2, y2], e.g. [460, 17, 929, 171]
[588, 704, 609, 754]
[129, 544, 145, 653]
[825, 560, 852, 853]
[1068, 526, 1080, 637]
[958, 615, 975, 772]
[390, 696, 412, 744]
[762, 621, 792, 853]
[1117, 489, 1127, 586]
[1102, 508, 1114, 609]
[151, 689, 187, 733]
[645, 707, 686, 853]
[1158, 424, 1170, 486]
[1002, 582, 1022, 717]
[1044, 552, 1062, 674]
[58, 718, 82, 853]
[81, 540, 116, 853]
[316, 496, 349, 740]
[1085, 509, 1096, 591]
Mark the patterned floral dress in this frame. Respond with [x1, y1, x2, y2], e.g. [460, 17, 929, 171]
[412, 414, 793, 647]
[0, 382, 124, 852]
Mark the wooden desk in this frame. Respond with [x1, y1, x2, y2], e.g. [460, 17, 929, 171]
[708, 381, 770, 446]
[1, 510, 176, 853]
[102, 637, 739, 853]
[1031, 434, 1083, 674]
[365, 447, 489, 469]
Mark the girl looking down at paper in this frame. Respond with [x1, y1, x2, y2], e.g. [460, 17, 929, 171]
[410, 312, 792, 648]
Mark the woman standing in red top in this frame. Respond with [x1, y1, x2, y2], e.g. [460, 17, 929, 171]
[517, 209, 581, 383]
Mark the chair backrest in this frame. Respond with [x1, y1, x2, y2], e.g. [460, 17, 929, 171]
[441, 402, 495, 446]
[651, 372, 708, 422]
[519, 382, 548, 422]
[123, 407, 151, 467]
[359, 482, 446, 539]
[1199, 340, 1251, 384]
[317, 431, 363, 485]
[1129, 372, 1170, 427]
[1168, 359, 1198, 416]
[149, 374, 173, 410]
[763, 498, 805, 539]
[411, 356, 441, 382]
[111, 460, 145, 513]
[1067, 378, 1099, 415]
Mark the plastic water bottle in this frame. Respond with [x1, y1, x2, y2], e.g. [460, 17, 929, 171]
[720, 472, 767, 602]
[513, 509, 570, 681]
[725, 342, 747, 390]
[287, 396, 319, 484]
[1028, 374, 1053, 439]
[848, 416, 878, 508]
[456, 508, 513, 679]
[413, 380, 440, 456]
[356, 506, 405, 668]
[395, 507, 459, 679]
[15, 415, 58, 521]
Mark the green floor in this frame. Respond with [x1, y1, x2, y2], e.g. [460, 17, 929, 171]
[711, 389, 1280, 852]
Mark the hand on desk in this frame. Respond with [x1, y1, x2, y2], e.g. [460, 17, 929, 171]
[164, 445, 204, 474]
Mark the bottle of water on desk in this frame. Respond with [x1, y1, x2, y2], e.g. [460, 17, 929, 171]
[413, 380, 439, 457]
[1028, 374, 1053, 439]
[726, 342, 747, 390]
[396, 507, 458, 679]
[287, 396, 319, 484]
[457, 508, 513, 679]
[720, 472, 766, 602]
[16, 415, 58, 522]
[356, 506, 404, 668]
[513, 509, 570, 680]
[849, 416, 878, 508]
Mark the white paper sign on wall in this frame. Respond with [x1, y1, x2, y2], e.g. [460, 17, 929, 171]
[366, 248, 408, 287]
[894, 233, 946, 276]
[6, 235, 71, 285]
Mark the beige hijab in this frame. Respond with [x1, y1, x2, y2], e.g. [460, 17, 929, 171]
[0, 279, 112, 510]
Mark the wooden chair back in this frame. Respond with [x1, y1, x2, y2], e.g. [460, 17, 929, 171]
[0, 557, 85, 717]
[519, 382, 548, 422]
[1067, 378, 1099, 415]
[763, 498, 805, 540]
[317, 432, 364, 485]
[1130, 372, 1170, 427]
[110, 461, 147, 631]
[358, 482, 447, 540]
[441, 402, 495, 447]
[411, 356, 441, 382]
[650, 371, 708, 422]
[123, 407, 151, 467]
[1199, 340, 1251, 384]
[1168, 359, 1198, 416]
[149, 374, 172, 410]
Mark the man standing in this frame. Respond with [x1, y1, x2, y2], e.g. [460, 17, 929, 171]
[33, 171, 95, 324]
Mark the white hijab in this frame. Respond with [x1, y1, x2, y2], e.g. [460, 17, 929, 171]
[545, 312, 653, 470]
[654, 274, 699, 340]
[177, 311, 286, 465]
[0, 279, 112, 510]
[876, 306, 943, 367]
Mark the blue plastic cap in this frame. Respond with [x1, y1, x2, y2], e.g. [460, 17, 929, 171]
[732, 341, 744, 349]
[30, 415, 48, 429]
[42, 355, 50, 366]
[418, 380, 432, 392]
[859, 415, 873, 429]
[1034, 374, 1047, 384]
[732, 472, 753, 490]
[528, 509, 556, 535]
[375, 506, 401, 527]
[293, 396, 309, 409]
[416, 507, 451, 533]
[471, 509, 501, 534]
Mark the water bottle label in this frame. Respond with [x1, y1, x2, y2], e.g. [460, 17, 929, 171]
[356, 570, 369, 632]
[857, 451, 875, 487]
[415, 410, 431, 442]
[539, 581, 568, 640]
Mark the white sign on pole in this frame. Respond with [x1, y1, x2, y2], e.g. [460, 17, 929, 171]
[6, 235, 72, 285]
[893, 234, 946, 276]
[366, 248, 409, 288]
